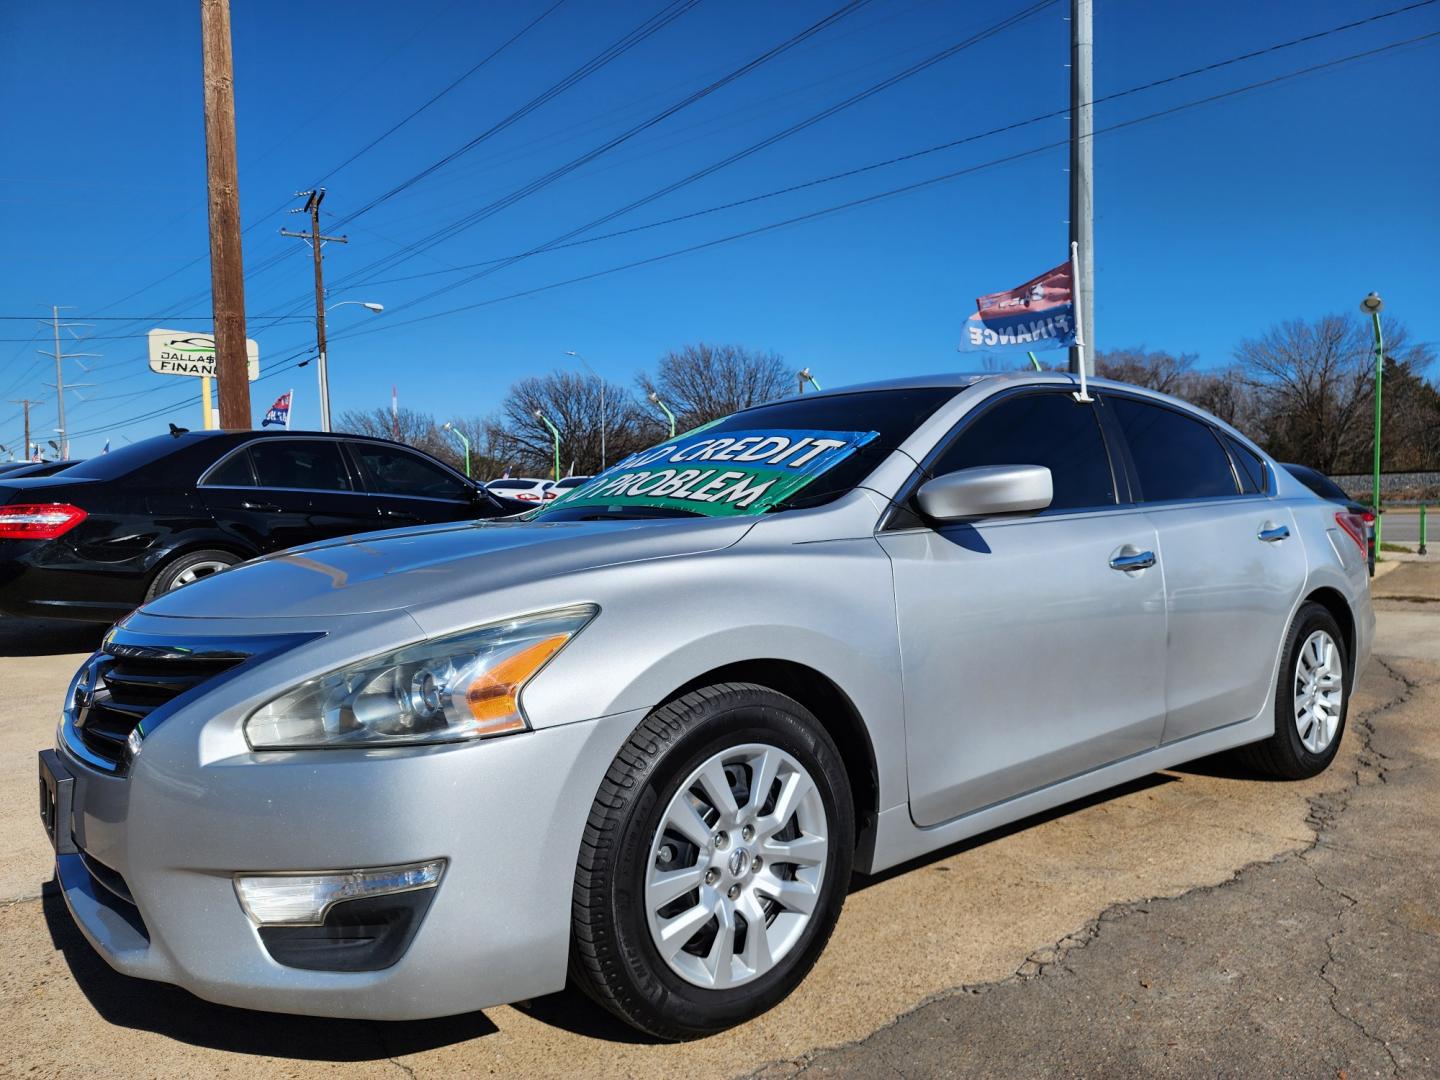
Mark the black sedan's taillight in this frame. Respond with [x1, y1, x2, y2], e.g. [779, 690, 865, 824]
[0, 503, 88, 540]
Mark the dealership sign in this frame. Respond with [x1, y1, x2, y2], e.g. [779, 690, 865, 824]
[147, 328, 259, 380]
[958, 261, 1077, 352]
[543, 428, 879, 518]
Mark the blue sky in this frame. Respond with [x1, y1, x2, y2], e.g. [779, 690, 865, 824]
[1, 0, 1437, 458]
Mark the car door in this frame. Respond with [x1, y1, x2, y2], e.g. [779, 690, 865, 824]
[200, 438, 372, 553]
[877, 389, 1169, 828]
[345, 441, 479, 527]
[1103, 394, 1308, 743]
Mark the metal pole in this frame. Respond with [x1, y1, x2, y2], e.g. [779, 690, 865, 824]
[444, 426, 472, 477]
[650, 393, 676, 438]
[536, 411, 561, 481]
[49, 306, 67, 455]
[1068, 0, 1095, 376]
[199, 0, 251, 429]
[201, 375, 214, 429]
[1419, 504, 1428, 556]
[1069, 240, 1092, 402]
[1371, 309, 1384, 549]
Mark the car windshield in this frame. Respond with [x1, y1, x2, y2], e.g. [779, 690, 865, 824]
[534, 386, 958, 521]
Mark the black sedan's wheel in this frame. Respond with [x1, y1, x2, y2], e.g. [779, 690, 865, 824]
[571, 682, 854, 1040]
[146, 549, 240, 599]
[1238, 601, 1350, 779]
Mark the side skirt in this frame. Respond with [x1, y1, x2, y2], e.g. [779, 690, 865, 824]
[858, 709, 1272, 876]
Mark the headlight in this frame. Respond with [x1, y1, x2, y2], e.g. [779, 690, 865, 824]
[244, 605, 595, 750]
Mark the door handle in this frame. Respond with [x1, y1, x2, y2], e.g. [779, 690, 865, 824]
[381, 509, 421, 520]
[242, 501, 281, 513]
[1109, 547, 1156, 572]
[1258, 522, 1290, 543]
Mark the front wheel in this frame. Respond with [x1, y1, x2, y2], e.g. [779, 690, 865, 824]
[1238, 601, 1350, 779]
[571, 683, 854, 1040]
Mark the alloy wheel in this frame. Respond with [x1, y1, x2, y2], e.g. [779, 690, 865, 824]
[1294, 629, 1343, 753]
[170, 560, 232, 589]
[645, 742, 829, 989]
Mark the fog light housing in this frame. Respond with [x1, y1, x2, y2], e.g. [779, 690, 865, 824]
[235, 861, 446, 973]
[235, 860, 444, 926]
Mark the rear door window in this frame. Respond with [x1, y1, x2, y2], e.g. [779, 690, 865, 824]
[1224, 435, 1268, 495]
[204, 448, 256, 487]
[1109, 396, 1239, 502]
[249, 440, 352, 492]
[930, 391, 1117, 511]
[350, 443, 469, 501]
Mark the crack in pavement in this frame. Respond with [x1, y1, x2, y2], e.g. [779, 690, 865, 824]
[750, 655, 1431, 1080]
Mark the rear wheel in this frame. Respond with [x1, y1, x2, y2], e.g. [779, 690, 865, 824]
[1238, 602, 1349, 779]
[571, 683, 854, 1040]
[145, 549, 240, 599]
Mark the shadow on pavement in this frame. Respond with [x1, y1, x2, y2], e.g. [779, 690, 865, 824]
[851, 772, 1178, 892]
[40, 880, 498, 1060]
[0, 616, 105, 657]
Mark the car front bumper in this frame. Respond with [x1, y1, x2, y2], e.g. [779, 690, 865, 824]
[46, 706, 643, 1021]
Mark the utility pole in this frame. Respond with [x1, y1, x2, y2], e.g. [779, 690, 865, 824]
[36, 307, 99, 458]
[8, 399, 39, 460]
[199, 0, 252, 428]
[1068, 0, 1095, 376]
[281, 189, 348, 431]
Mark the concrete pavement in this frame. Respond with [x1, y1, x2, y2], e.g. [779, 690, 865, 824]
[1, 579, 1437, 1078]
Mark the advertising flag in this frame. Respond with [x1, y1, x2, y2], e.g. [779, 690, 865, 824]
[959, 261, 1077, 352]
[262, 390, 293, 429]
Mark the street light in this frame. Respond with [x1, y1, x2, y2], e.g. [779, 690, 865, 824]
[534, 408, 561, 482]
[797, 367, 821, 394]
[564, 350, 605, 469]
[441, 421, 471, 478]
[648, 391, 676, 438]
[1361, 292, 1385, 549]
[302, 300, 385, 432]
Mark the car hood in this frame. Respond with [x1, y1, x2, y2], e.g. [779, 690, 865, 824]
[139, 515, 757, 619]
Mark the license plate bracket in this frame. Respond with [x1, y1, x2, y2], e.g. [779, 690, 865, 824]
[38, 750, 77, 855]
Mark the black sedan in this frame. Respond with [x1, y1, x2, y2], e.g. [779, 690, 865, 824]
[0, 429, 518, 622]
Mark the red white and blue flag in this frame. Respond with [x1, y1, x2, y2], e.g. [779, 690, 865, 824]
[262, 390, 293, 429]
[960, 261, 1077, 352]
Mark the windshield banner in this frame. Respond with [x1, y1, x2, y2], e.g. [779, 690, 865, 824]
[544, 428, 879, 517]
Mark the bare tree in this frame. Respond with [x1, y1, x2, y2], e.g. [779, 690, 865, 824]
[337, 406, 452, 461]
[490, 370, 649, 478]
[1235, 315, 1431, 473]
[637, 343, 791, 432]
[1094, 348, 1197, 394]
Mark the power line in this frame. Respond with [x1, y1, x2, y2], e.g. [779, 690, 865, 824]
[319, 30, 1440, 345]
[304, 0, 877, 305]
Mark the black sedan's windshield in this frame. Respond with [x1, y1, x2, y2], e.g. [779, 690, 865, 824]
[536, 386, 958, 522]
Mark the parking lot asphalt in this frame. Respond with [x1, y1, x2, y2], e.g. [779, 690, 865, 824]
[2, 570, 1437, 1079]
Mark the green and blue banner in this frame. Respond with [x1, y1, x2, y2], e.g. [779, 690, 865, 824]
[541, 428, 879, 517]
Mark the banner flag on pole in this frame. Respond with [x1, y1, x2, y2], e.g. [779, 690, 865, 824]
[262, 390, 293, 429]
[959, 261, 1077, 352]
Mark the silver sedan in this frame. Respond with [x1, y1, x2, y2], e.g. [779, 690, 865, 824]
[40, 372, 1372, 1039]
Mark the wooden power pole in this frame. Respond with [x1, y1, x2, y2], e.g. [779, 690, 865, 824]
[281, 189, 348, 431]
[8, 399, 38, 460]
[200, 0, 252, 428]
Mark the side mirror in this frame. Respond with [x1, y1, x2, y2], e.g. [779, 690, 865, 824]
[915, 464, 1053, 522]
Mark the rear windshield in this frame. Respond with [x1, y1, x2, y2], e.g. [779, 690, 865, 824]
[50, 435, 188, 481]
[536, 387, 957, 521]
[1285, 464, 1349, 502]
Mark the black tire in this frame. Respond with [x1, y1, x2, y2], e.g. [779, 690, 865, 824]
[571, 682, 855, 1040]
[145, 549, 240, 600]
[1237, 601, 1350, 779]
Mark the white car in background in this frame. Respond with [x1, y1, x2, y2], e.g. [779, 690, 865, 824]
[485, 477, 554, 502]
[551, 475, 591, 497]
